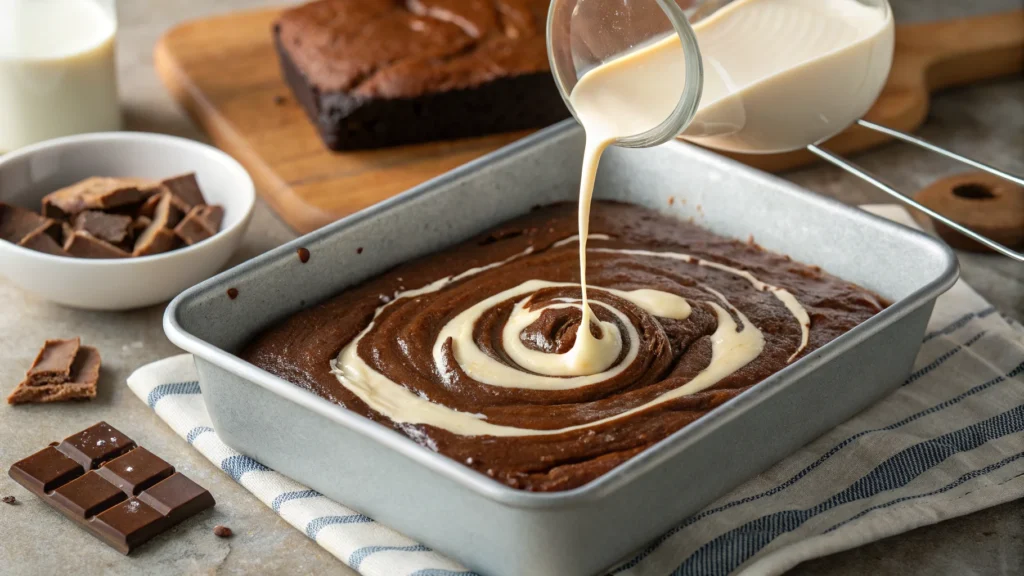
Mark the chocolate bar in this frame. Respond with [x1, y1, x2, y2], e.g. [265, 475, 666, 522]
[7, 339, 101, 405]
[8, 422, 215, 554]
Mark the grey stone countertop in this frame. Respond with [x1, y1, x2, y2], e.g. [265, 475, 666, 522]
[1, 0, 1021, 574]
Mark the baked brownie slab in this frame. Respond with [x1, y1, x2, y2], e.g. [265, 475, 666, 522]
[274, 0, 570, 150]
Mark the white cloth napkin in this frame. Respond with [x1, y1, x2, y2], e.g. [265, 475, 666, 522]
[127, 205, 1024, 576]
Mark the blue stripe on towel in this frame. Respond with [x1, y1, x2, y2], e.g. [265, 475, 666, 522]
[221, 455, 270, 481]
[904, 331, 986, 385]
[824, 450, 1024, 534]
[186, 426, 214, 444]
[349, 544, 431, 569]
[922, 307, 995, 342]
[271, 489, 321, 512]
[408, 570, 480, 576]
[146, 380, 201, 408]
[305, 514, 373, 539]
[615, 359, 1024, 573]
[671, 403, 1024, 575]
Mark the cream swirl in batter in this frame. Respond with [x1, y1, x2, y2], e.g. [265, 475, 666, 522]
[331, 238, 809, 437]
[246, 202, 886, 491]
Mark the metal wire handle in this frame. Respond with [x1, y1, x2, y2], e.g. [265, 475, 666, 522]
[806, 119, 1024, 263]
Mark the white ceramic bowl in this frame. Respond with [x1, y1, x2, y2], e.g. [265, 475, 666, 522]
[0, 132, 255, 310]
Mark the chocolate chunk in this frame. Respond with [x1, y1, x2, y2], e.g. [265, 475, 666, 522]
[0, 202, 61, 244]
[137, 193, 163, 219]
[2, 495, 15, 504]
[74, 211, 133, 245]
[8, 345, 104, 405]
[213, 525, 232, 538]
[96, 447, 174, 496]
[26, 338, 80, 385]
[7, 423, 215, 554]
[133, 224, 179, 257]
[42, 177, 154, 219]
[18, 227, 70, 256]
[160, 173, 206, 209]
[64, 231, 131, 259]
[173, 205, 223, 246]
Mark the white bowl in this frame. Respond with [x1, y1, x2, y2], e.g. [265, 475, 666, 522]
[0, 132, 255, 310]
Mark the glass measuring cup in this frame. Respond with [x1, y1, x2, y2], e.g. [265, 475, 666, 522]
[548, 0, 895, 153]
[547, 0, 1024, 261]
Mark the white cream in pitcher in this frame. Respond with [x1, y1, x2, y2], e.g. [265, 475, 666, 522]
[0, 0, 121, 152]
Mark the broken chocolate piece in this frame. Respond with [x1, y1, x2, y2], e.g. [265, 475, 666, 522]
[133, 225, 179, 257]
[18, 227, 70, 257]
[173, 205, 224, 246]
[7, 344, 101, 405]
[26, 338, 81, 385]
[131, 216, 152, 236]
[64, 231, 131, 259]
[8, 423, 215, 554]
[0, 202, 61, 244]
[42, 177, 154, 219]
[74, 211, 133, 245]
[159, 173, 206, 209]
[137, 192, 163, 219]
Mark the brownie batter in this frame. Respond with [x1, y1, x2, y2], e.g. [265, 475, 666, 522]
[243, 202, 885, 491]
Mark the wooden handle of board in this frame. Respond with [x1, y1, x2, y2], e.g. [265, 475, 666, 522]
[715, 10, 1024, 173]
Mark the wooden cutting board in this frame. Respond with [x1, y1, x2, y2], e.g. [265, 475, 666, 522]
[156, 8, 1024, 234]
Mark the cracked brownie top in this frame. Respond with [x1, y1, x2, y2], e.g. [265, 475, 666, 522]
[275, 0, 552, 99]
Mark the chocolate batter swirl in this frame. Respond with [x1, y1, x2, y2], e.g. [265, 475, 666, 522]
[243, 202, 885, 491]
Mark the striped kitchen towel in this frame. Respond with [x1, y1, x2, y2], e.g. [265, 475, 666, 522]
[127, 205, 1024, 576]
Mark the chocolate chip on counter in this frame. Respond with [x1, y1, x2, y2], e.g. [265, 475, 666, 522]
[48, 441, 59, 447]
[356, 247, 363, 254]
[2, 496, 16, 504]
[297, 247, 310, 263]
[226, 288, 239, 300]
[213, 525, 232, 538]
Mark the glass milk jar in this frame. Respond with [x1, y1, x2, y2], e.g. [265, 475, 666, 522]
[0, 0, 121, 153]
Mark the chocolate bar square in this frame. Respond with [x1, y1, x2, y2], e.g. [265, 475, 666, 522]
[57, 422, 137, 470]
[9, 447, 84, 493]
[51, 472, 127, 518]
[96, 447, 175, 496]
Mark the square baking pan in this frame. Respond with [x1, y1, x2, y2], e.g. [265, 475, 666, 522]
[164, 120, 958, 576]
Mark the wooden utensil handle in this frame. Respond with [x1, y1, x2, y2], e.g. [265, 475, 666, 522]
[905, 10, 1024, 92]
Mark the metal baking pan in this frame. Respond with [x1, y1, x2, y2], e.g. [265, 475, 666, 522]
[164, 120, 958, 576]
